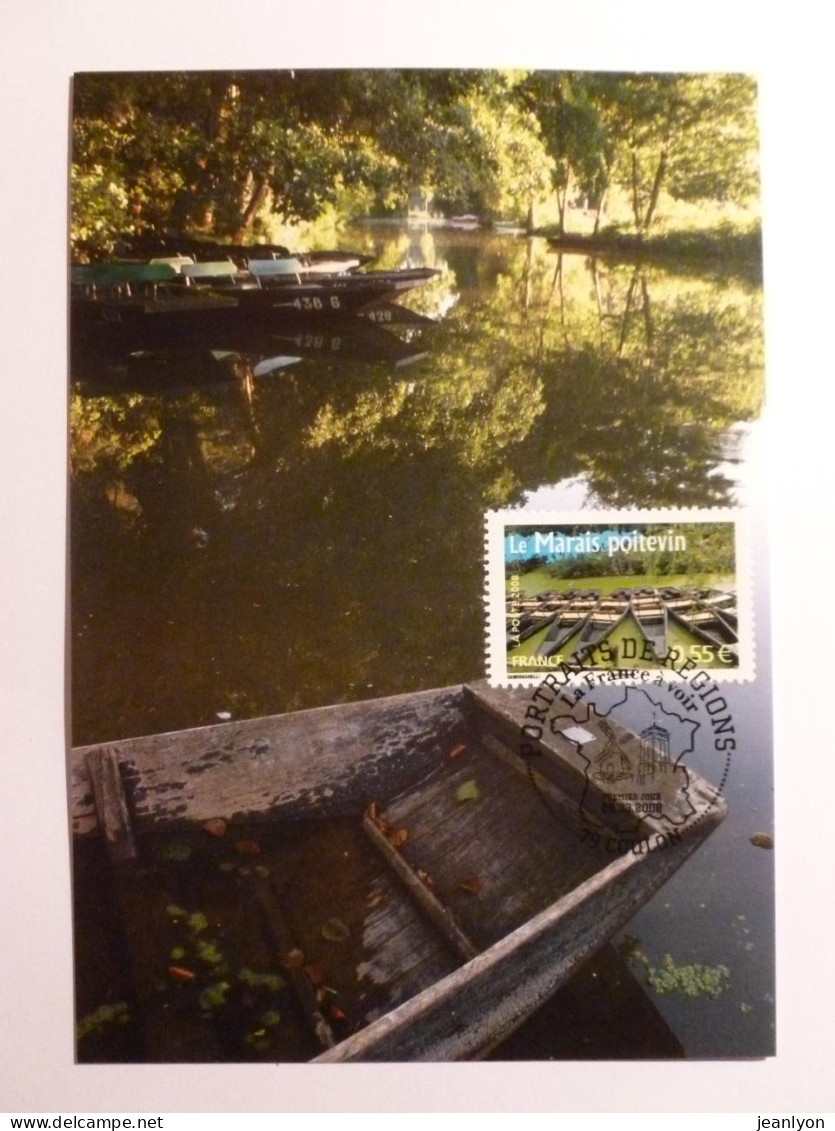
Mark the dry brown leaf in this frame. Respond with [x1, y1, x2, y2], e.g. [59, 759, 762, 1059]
[364, 801, 378, 822]
[168, 966, 196, 982]
[416, 867, 436, 890]
[455, 877, 483, 895]
[387, 828, 408, 848]
[329, 1006, 347, 1021]
[235, 839, 261, 856]
[202, 818, 227, 838]
[304, 963, 323, 986]
[448, 743, 467, 760]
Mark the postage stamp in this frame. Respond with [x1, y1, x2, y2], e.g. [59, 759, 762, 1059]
[485, 508, 753, 685]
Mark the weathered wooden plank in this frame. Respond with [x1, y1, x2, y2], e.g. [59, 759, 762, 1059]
[71, 685, 467, 835]
[362, 816, 478, 962]
[378, 737, 604, 952]
[316, 812, 721, 1062]
[253, 882, 336, 1051]
[85, 748, 137, 862]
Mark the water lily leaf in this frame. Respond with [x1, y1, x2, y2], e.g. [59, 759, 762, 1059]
[455, 779, 480, 803]
[321, 917, 351, 943]
[198, 981, 230, 1010]
[187, 911, 209, 935]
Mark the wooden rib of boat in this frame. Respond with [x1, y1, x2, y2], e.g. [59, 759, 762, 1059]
[70, 682, 726, 1063]
[630, 588, 669, 661]
[535, 591, 600, 658]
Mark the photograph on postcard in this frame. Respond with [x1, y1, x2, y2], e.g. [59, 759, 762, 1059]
[68, 69, 772, 1063]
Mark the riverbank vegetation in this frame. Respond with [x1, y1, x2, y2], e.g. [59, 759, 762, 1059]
[71, 70, 759, 260]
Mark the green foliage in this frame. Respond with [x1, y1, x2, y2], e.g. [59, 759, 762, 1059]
[238, 968, 287, 992]
[645, 954, 731, 999]
[71, 69, 759, 252]
[76, 1001, 130, 1042]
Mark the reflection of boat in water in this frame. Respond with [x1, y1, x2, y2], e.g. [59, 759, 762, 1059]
[72, 316, 433, 392]
[71, 681, 725, 1063]
[71, 303, 432, 382]
[630, 588, 669, 661]
[535, 591, 600, 658]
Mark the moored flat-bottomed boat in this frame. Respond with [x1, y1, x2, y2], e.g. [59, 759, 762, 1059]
[70, 682, 726, 1063]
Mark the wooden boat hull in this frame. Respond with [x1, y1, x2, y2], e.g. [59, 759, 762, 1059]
[71, 683, 726, 1062]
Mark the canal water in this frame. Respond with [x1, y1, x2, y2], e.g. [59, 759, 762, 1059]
[70, 226, 773, 1058]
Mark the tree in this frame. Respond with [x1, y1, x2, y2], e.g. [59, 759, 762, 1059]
[585, 73, 758, 237]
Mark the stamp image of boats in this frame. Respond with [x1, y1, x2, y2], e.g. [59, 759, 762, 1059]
[71, 682, 726, 1063]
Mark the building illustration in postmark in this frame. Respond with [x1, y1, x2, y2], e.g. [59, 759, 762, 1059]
[486, 508, 752, 685]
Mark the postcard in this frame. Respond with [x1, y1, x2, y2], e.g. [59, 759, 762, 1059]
[67, 66, 773, 1067]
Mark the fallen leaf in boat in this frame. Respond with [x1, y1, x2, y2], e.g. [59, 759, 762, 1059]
[168, 966, 196, 982]
[315, 985, 338, 1002]
[455, 779, 481, 803]
[254, 865, 271, 880]
[750, 832, 774, 850]
[366, 893, 383, 910]
[237, 866, 251, 877]
[236, 839, 261, 856]
[364, 801, 378, 822]
[202, 818, 227, 839]
[279, 947, 305, 969]
[416, 867, 436, 890]
[329, 1006, 347, 1021]
[321, 917, 351, 943]
[387, 828, 408, 848]
[455, 877, 483, 895]
[218, 861, 236, 873]
[304, 963, 323, 986]
[448, 743, 467, 760]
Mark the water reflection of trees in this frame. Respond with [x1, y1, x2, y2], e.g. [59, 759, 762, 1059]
[70, 239, 763, 741]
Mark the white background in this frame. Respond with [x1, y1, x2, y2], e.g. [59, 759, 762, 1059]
[1, 0, 831, 1113]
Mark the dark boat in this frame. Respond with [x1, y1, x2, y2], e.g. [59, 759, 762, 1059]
[570, 593, 631, 663]
[693, 589, 738, 630]
[535, 591, 601, 659]
[630, 588, 669, 661]
[664, 595, 739, 662]
[246, 257, 440, 296]
[70, 681, 726, 1063]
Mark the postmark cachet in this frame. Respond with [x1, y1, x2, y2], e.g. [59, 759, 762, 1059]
[517, 665, 732, 853]
[485, 508, 753, 685]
